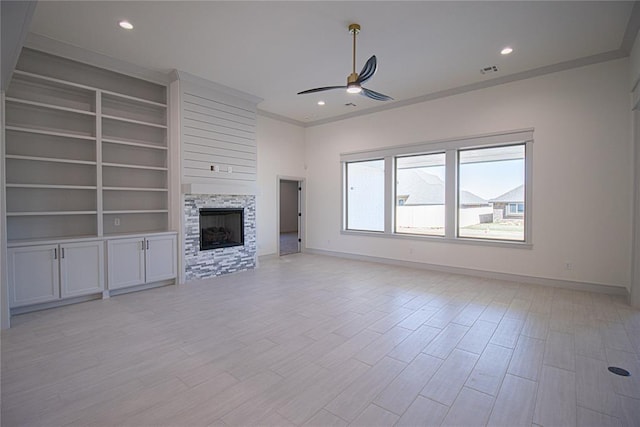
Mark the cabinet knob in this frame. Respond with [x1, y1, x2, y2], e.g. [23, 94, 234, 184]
[54, 248, 57, 260]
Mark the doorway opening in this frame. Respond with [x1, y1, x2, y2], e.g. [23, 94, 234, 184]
[279, 178, 302, 256]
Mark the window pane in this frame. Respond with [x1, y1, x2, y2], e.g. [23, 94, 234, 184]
[458, 145, 525, 241]
[395, 153, 446, 236]
[346, 159, 384, 231]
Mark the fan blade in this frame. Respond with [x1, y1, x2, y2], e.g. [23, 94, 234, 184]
[357, 55, 377, 84]
[297, 86, 346, 95]
[361, 87, 393, 101]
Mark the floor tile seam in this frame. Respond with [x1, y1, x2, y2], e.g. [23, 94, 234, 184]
[602, 342, 640, 356]
[486, 373, 539, 427]
[486, 340, 519, 351]
[274, 406, 303, 426]
[467, 343, 517, 396]
[358, 401, 399, 423]
[613, 388, 640, 401]
[371, 392, 414, 418]
[416, 349, 482, 405]
[541, 360, 577, 374]
[461, 383, 499, 400]
[576, 394, 624, 420]
[418, 384, 466, 422]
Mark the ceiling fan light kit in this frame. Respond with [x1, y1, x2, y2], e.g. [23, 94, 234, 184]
[298, 23, 393, 101]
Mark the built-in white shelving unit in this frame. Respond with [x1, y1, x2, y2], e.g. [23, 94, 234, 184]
[4, 48, 169, 242]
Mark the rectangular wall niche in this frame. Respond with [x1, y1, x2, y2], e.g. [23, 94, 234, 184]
[200, 208, 244, 250]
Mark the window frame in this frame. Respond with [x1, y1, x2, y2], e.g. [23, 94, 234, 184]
[341, 129, 533, 249]
[394, 152, 447, 237]
[343, 158, 386, 233]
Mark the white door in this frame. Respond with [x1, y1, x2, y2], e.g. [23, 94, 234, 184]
[145, 234, 177, 283]
[107, 238, 145, 290]
[8, 244, 60, 307]
[60, 241, 105, 298]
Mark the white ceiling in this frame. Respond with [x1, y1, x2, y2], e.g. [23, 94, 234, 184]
[28, 1, 635, 125]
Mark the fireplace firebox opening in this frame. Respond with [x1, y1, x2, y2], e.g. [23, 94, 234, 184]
[199, 208, 244, 251]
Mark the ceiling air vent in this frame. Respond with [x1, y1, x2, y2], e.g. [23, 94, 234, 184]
[480, 65, 498, 75]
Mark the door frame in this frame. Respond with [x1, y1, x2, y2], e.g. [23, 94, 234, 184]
[277, 176, 305, 256]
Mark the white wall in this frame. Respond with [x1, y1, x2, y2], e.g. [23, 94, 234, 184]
[630, 31, 640, 307]
[631, 30, 640, 91]
[0, 0, 36, 330]
[1, 1, 36, 91]
[256, 114, 305, 256]
[305, 58, 632, 290]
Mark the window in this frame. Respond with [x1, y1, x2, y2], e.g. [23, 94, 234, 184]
[508, 203, 525, 215]
[341, 129, 532, 246]
[458, 145, 525, 241]
[395, 153, 446, 236]
[345, 159, 384, 232]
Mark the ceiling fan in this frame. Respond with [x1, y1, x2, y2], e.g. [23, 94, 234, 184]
[297, 23, 393, 101]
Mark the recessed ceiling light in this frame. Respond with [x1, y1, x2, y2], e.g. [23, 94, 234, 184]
[317, 101, 326, 106]
[501, 47, 513, 55]
[119, 20, 134, 30]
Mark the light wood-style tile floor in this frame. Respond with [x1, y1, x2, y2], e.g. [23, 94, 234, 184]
[2, 254, 640, 426]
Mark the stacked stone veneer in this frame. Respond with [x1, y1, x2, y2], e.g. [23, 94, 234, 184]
[184, 194, 256, 280]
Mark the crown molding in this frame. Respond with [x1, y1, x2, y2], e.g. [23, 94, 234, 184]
[257, 109, 305, 127]
[25, 32, 170, 85]
[304, 49, 626, 128]
[171, 69, 262, 106]
[621, 0, 640, 55]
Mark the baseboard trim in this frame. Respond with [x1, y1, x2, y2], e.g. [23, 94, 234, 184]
[304, 248, 629, 297]
[258, 253, 279, 264]
[108, 280, 175, 297]
[10, 294, 103, 316]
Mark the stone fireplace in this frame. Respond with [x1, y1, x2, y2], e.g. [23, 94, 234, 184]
[184, 194, 256, 280]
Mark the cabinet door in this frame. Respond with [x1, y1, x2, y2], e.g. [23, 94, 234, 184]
[60, 241, 105, 298]
[145, 234, 177, 283]
[107, 238, 145, 290]
[8, 245, 60, 307]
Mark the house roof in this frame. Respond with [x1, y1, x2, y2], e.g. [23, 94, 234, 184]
[490, 184, 524, 203]
[397, 169, 487, 206]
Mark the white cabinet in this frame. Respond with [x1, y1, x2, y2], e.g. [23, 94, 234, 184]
[8, 240, 104, 308]
[8, 244, 60, 307]
[145, 235, 178, 283]
[107, 233, 177, 290]
[106, 238, 145, 290]
[60, 241, 105, 298]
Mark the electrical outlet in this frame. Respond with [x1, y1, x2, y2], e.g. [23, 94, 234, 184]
[114, 217, 120, 226]
[565, 262, 573, 271]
